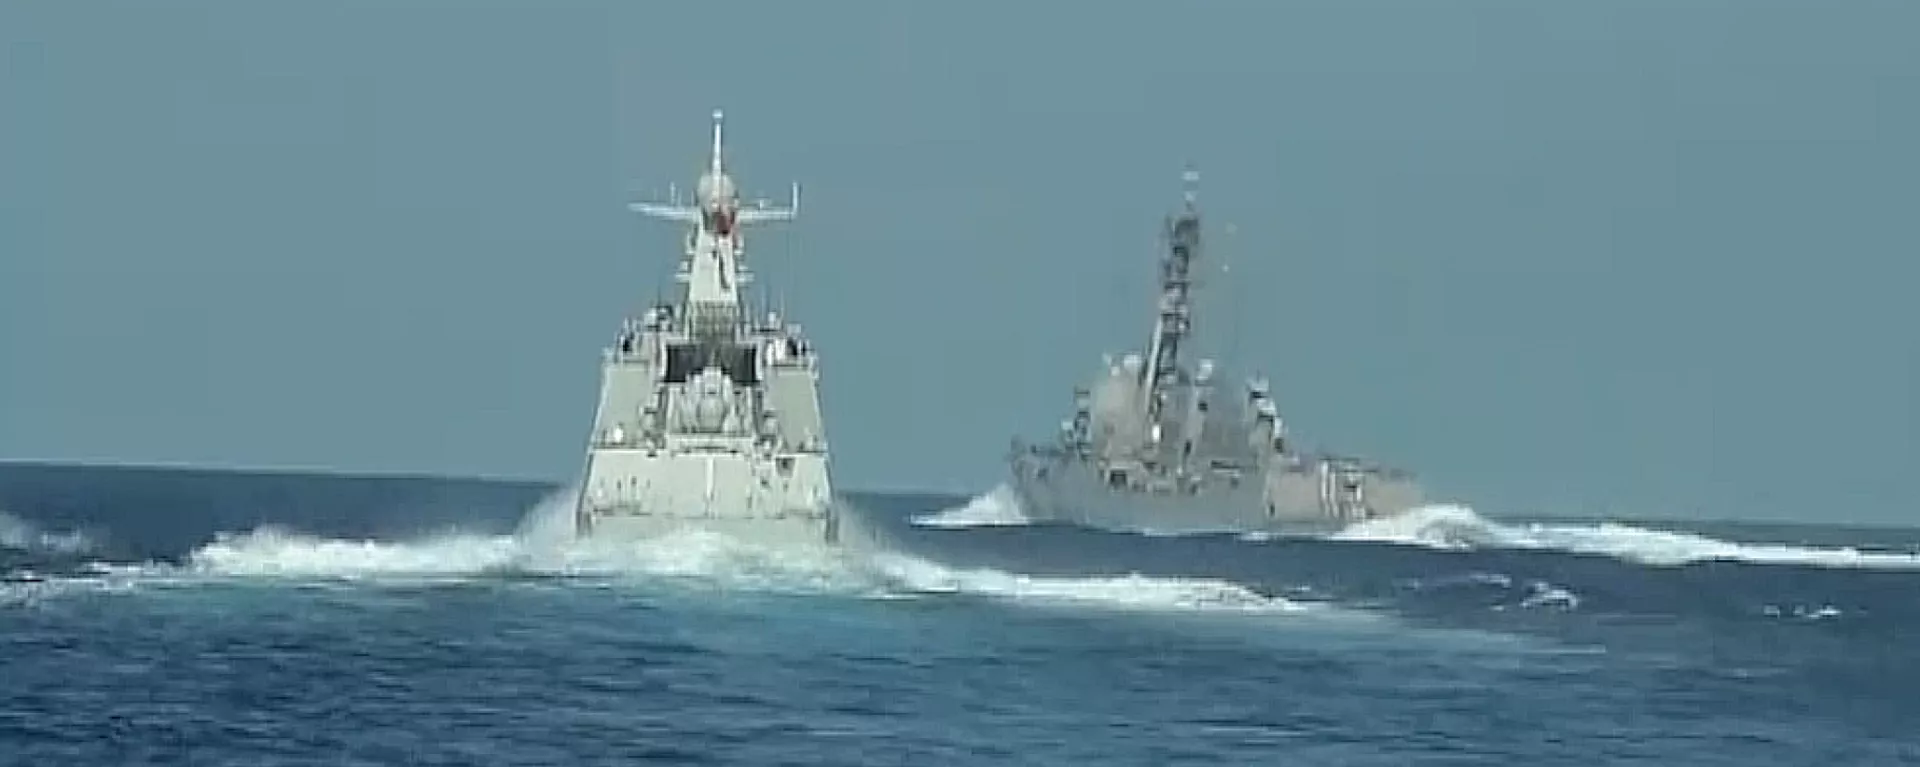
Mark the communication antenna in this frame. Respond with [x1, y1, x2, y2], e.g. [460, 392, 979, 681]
[1222, 220, 1241, 367]
[780, 213, 792, 320]
[760, 241, 774, 320]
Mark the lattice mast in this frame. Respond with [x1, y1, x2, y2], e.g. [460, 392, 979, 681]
[1139, 168, 1204, 424]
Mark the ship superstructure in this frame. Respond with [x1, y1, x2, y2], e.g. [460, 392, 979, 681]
[1006, 170, 1424, 535]
[574, 110, 836, 545]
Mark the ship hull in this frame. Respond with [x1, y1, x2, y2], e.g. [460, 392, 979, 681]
[1009, 455, 1424, 537]
[579, 510, 837, 548]
[574, 448, 836, 547]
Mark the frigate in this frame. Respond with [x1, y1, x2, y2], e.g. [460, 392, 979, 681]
[1006, 170, 1425, 536]
[572, 110, 838, 545]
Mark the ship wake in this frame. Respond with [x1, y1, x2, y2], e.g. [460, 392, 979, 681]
[1, 511, 95, 555]
[908, 484, 1029, 528]
[1328, 504, 1920, 570]
[903, 484, 1920, 572]
[11, 490, 1303, 616]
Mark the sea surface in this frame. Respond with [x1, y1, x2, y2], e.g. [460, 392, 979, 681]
[3, 462, 1918, 765]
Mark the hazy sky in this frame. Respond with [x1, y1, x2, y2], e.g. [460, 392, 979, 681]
[3, 0, 1915, 525]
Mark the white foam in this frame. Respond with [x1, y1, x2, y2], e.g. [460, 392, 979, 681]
[0, 511, 94, 554]
[862, 552, 1300, 613]
[1333, 504, 1920, 570]
[1762, 603, 1843, 621]
[132, 488, 1306, 615]
[909, 484, 1030, 528]
[1, 572, 138, 608]
[186, 526, 524, 578]
[1516, 580, 1581, 611]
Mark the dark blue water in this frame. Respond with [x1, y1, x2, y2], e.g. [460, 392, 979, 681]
[4, 462, 1918, 765]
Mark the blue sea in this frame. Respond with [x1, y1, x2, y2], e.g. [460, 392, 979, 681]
[3, 462, 1917, 765]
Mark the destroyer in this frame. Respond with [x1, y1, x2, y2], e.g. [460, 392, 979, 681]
[1006, 170, 1424, 536]
[573, 110, 837, 545]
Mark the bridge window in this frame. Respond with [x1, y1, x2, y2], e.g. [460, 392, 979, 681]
[664, 343, 761, 385]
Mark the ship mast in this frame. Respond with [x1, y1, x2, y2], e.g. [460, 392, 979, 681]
[1140, 168, 1203, 424]
[625, 109, 801, 339]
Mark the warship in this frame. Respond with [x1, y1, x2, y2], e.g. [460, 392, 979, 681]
[1006, 170, 1425, 536]
[572, 110, 838, 545]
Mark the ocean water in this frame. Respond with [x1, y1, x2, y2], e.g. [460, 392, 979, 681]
[3, 463, 1918, 765]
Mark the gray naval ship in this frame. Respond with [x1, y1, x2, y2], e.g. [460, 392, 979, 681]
[572, 110, 838, 545]
[1006, 170, 1425, 536]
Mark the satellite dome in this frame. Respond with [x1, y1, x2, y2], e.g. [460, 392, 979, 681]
[697, 172, 736, 203]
